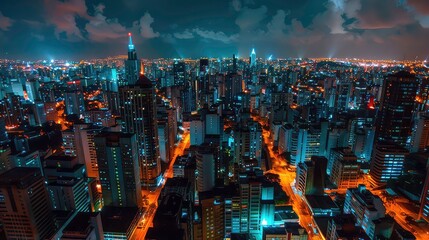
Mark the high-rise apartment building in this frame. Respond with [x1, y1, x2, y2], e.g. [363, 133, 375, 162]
[344, 185, 385, 239]
[295, 156, 327, 195]
[95, 132, 142, 208]
[0, 168, 55, 239]
[369, 142, 409, 187]
[329, 148, 360, 190]
[375, 71, 418, 147]
[196, 146, 216, 192]
[119, 75, 161, 188]
[44, 154, 89, 212]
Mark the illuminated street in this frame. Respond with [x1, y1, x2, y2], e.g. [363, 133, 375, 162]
[256, 116, 321, 240]
[135, 131, 190, 239]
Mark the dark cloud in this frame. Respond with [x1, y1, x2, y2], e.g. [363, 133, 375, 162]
[0, 0, 428, 59]
[408, 0, 429, 15]
[0, 11, 14, 31]
[353, 0, 414, 29]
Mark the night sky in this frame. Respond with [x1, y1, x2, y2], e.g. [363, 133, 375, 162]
[0, 0, 429, 60]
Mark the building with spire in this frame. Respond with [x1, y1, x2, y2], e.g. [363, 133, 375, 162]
[250, 48, 256, 67]
[124, 33, 141, 85]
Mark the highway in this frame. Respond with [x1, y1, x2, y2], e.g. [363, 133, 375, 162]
[256, 117, 321, 240]
[132, 131, 190, 239]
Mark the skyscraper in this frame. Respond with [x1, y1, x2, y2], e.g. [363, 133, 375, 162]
[250, 48, 256, 67]
[375, 71, 418, 147]
[173, 61, 186, 86]
[369, 142, 409, 187]
[94, 131, 142, 208]
[295, 156, 327, 195]
[119, 75, 161, 189]
[44, 153, 89, 212]
[196, 146, 216, 192]
[124, 33, 141, 85]
[0, 168, 55, 239]
[329, 148, 360, 190]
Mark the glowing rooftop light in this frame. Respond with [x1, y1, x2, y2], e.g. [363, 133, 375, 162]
[128, 33, 135, 51]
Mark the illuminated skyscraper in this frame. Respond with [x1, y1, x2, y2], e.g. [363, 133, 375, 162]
[119, 75, 161, 189]
[124, 33, 141, 85]
[250, 48, 256, 67]
[173, 61, 186, 86]
[329, 148, 360, 190]
[375, 71, 418, 147]
[95, 132, 142, 207]
[369, 142, 408, 187]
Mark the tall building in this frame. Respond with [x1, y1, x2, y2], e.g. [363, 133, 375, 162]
[173, 61, 186, 86]
[375, 71, 418, 147]
[95, 132, 142, 208]
[295, 156, 327, 195]
[369, 142, 409, 187]
[0, 168, 55, 239]
[200, 193, 225, 240]
[190, 115, 205, 146]
[64, 90, 84, 116]
[335, 81, 352, 112]
[344, 185, 385, 238]
[157, 119, 170, 163]
[238, 178, 262, 235]
[329, 148, 360, 190]
[419, 165, 429, 222]
[409, 113, 429, 152]
[196, 146, 216, 192]
[233, 119, 262, 167]
[225, 73, 242, 106]
[119, 75, 161, 188]
[62, 123, 104, 180]
[124, 33, 141, 85]
[288, 125, 320, 166]
[44, 154, 89, 212]
[250, 48, 256, 67]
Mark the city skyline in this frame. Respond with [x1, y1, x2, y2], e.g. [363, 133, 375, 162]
[1, 0, 429, 60]
[1, 1, 429, 239]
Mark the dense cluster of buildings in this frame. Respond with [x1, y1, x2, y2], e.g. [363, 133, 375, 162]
[0, 33, 428, 239]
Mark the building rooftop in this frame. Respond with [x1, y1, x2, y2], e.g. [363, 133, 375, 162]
[348, 184, 382, 207]
[0, 167, 42, 188]
[101, 206, 140, 233]
[263, 227, 286, 235]
[135, 74, 153, 88]
[156, 193, 182, 217]
[305, 195, 339, 210]
[285, 223, 307, 235]
[63, 212, 95, 233]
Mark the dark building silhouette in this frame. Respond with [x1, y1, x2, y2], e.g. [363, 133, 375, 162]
[0, 168, 55, 239]
[375, 71, 418, 147]
[295, 156, 327, 195]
